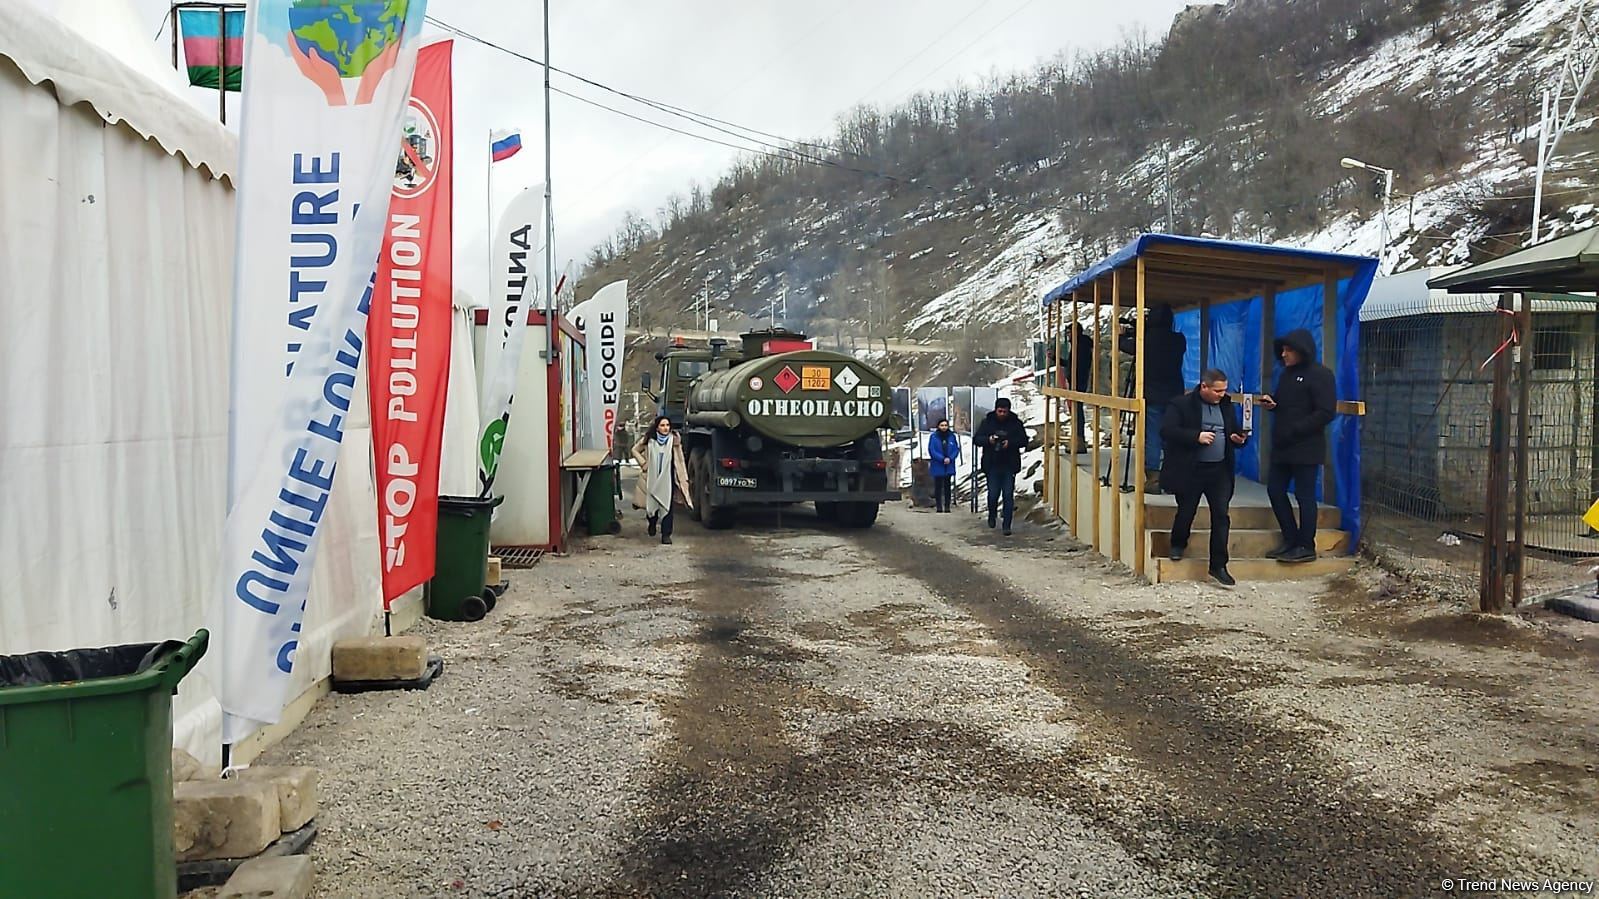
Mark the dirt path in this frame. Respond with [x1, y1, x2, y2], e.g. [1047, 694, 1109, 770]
[258, 501, 1599, 897]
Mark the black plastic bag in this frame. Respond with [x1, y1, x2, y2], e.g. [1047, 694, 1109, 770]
[0, 640, 183, 687]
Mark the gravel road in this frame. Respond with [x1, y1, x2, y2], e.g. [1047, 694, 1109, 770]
[255, 497, 1599, 898]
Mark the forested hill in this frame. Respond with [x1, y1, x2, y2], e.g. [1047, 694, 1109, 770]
[577, 0, 1587, 385]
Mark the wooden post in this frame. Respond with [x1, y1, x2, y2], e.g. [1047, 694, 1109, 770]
[1092, 279, 1103, 554]
[1514, 297, 1531, 608]
[1480, 292, 1514, 613]
[1199, 297, 1211, 375]
[1322, 274, 1340, 508]
[1110, 272, 1123, 562]
[1259, 288, 1277, 473]
[1069, 292, 1081, 535]
[1046, 299, 1058, 513]
[1133, 258, 1148, 578]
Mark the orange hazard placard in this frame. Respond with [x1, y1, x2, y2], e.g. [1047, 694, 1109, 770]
[801, 366, 830, 391]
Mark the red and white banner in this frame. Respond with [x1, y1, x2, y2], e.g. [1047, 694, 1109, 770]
[369, 40, 454, 608]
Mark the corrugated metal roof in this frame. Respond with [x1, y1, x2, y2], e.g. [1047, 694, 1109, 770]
[1363, 267, 1598, 322]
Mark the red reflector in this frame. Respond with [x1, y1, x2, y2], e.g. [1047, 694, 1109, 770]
[763, 339, 813, 355]
[872, 459, 887, 470]
[719, 458, 739, 469]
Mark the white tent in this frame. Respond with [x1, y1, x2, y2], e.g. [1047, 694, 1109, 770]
[0, 5, 394, 765]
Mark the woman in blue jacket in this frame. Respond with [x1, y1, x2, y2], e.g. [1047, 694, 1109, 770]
[927, 418, 961, 513]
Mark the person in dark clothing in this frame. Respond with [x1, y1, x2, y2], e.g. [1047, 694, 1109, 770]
[1120, 305, 1187, 493]
[974, 397, 1028, 535]
[1162, 370, 1248, 587]
[1062, 326, 1094, 452]
[926, 418, 961, 513]
[1260, 328, 1337, 564]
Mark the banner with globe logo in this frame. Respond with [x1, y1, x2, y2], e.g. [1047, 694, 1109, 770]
[218, 0, 428, 745]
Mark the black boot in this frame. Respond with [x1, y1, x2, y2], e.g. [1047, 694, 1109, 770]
[647, 516, 657, 537]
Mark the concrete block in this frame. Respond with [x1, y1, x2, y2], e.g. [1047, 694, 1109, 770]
[218, 854, 314, 899]
[173, 778, 281, 861]
[332, 635, 426, 682]
[486, 555, 503, 585]
[171, 748, 219, 783]
[236, 766, 318, 832]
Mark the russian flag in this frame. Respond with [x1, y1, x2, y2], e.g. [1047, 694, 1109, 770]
[490, 129, 523, 163]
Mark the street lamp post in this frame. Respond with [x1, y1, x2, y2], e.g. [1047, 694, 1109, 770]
[1341, 156, 1395, 274]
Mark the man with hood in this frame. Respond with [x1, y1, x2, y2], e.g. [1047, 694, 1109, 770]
[1121, 305, 1187, 493]
[974, 397, 1028, 535]
[1260, 329, 1337, 563]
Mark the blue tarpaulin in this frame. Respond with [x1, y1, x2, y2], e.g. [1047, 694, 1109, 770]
[1042, 235, 1378, 546]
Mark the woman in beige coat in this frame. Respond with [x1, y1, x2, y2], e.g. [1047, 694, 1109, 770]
[632, 415, 693, 544]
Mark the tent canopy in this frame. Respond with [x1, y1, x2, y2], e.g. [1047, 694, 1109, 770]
[1043, 234, 1371, 311]
[1427, 226, 1599, 294]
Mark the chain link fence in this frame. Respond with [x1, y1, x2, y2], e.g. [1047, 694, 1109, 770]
[1359, 295, 1599, 599]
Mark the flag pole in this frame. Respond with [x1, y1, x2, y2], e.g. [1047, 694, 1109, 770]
[486, 127, 493, 313]
[543, 0, 555, 365]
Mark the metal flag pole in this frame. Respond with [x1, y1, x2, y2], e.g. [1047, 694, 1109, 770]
[486, 128, 493, 311]
[543, 0, 556, 365]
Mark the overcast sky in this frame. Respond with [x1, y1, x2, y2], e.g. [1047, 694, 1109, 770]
[27, 0, 1210, 303]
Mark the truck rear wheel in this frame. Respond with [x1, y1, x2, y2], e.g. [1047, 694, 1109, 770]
[837, 502, 880, 529]
[684, 448, 704, 522]
[814, 501, 839, 522]
[697, 453, 736, 530]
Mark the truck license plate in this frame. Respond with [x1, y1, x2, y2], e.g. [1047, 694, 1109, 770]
[717, 476, 757, 488]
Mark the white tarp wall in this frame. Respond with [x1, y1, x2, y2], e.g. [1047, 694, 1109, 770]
[473, 317, 554, 546]
[0, 7, 385, 766]
[440, 291, 482, 498]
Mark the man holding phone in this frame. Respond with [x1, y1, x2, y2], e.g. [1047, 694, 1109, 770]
[1161, 370, 1248, 586]
[975, 397, 1028, 535]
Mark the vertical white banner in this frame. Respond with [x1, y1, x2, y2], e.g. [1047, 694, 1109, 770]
[477, 186, 544, 497]
[219, 0, 429, 744]
[567, 280, 628, 452]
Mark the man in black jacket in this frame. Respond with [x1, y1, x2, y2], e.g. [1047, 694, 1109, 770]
[1121, 305, 1187, 493]
[1161, 369, 1247, 587]
[1260, 328, 1337, 564]
[974, 397, 1028, 535]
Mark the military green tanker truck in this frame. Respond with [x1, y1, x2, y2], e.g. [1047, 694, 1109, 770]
[641, 328, 898, 529]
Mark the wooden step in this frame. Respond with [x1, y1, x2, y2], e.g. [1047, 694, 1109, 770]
[1152, 555, 1356, 584]
[1141, 502, 1340, 531]
[1147, 528, 1350, 559]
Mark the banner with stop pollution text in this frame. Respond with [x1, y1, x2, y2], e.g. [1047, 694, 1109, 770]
[369, 40, 453, 608]
[567, 280, 627, 453]
[218, 0, 430, 745]
[478, 186, 545, 498]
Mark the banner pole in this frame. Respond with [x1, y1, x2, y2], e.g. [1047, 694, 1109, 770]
[543, 0, 555, 365]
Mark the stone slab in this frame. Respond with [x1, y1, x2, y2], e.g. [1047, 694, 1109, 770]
[332, 635, 427, 682]
[1547, 594, 1599, 623]
[236, 766, 318, 832]
[173, 777, 281, 862]
[178, 822, 318, 892]
[218, 854, 313, 899]
[486, 555, 503, 586]
[172, 748, 220, 783]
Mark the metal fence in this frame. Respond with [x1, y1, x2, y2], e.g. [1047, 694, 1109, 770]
[1359, 303, 1599, 601]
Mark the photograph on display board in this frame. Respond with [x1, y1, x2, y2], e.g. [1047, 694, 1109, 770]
[892, 387, 911, 437]
[915, 387, 948, 433]
[973, 387, 998, 426]
[951, 386, 973, 434]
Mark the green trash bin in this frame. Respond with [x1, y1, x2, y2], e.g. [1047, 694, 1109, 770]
[584, 462, 621, 536]
[0, 629, 209, 899]
[426, 494, 503, 622]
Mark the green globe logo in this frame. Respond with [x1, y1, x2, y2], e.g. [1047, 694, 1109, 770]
[286, 1, 411, 106]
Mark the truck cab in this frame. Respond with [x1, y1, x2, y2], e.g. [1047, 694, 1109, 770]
[643, 342, 740, 428]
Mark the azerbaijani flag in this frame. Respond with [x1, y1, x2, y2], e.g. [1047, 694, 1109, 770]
[178, 7, 245, 92]
[490, 128, 523, 162]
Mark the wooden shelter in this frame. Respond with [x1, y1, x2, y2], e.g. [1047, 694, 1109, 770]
[1039, 235, 1378, 582]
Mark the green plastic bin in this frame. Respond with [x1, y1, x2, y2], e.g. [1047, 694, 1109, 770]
[0, 629, 209, 899]
[426, 494, 503, 622]
[584, 462, 621, 536]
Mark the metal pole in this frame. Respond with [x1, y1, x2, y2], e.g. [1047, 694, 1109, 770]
[543, 0, 555, 364]
[217, 7, 226, 125]
[1514, 298, 1532, 607]
[1533, 89, 1551, 245]
[1380, 169, 1393, 274]
[487, 128, 493, 312]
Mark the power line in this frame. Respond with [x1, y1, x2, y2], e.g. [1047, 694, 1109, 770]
[849, 0, 1003, 107]
[889, 0, 1044, 103]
